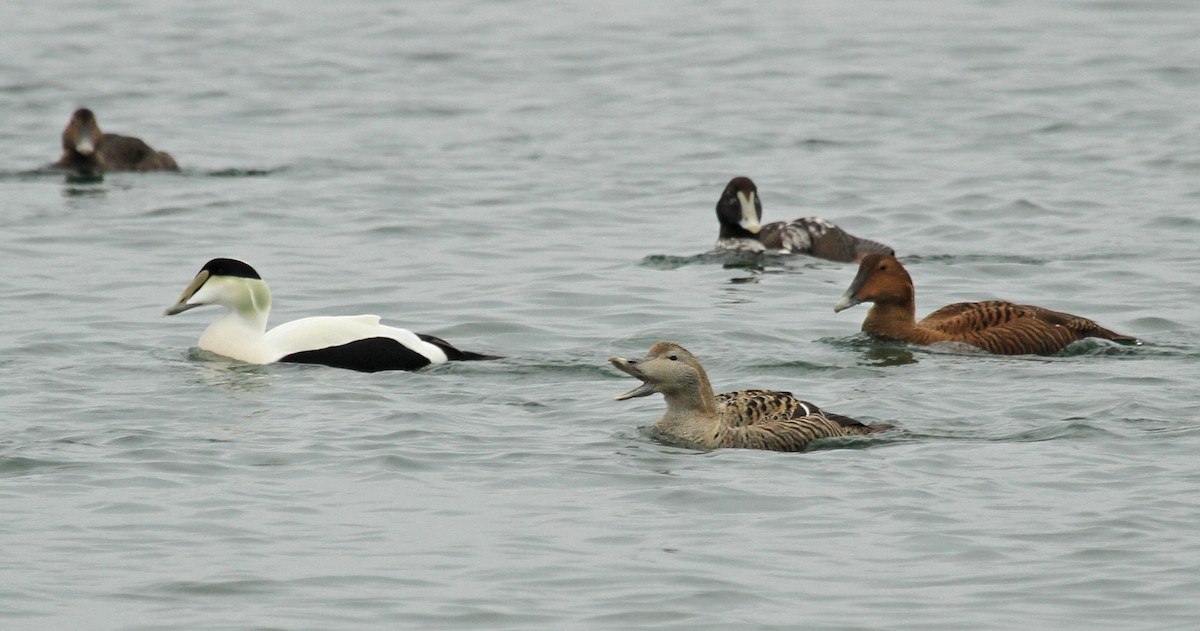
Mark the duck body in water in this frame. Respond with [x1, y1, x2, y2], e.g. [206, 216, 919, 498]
[714, 176, 894, 263]
[834, 254, 1138, 355]
[610, 342, 891, 451]
[52, 108, 179, 174]
[164, 258, 499, 372]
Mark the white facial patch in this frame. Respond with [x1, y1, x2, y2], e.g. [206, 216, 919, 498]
[736, 190, 760, 233]
[75, 138, 95, 155]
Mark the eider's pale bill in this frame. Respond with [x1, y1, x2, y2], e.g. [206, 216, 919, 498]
[615, 381, 657, 401]
[833, 290, 859, 313]
[834, 266, 870, 313]
[736, 190, 760, 234]
[75, 137, 95, 155]
[609, 355, 659, 400]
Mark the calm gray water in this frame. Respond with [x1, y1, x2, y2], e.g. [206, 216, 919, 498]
[2, 0, 1199, 629]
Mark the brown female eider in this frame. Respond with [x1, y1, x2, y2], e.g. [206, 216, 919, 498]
[834, 254, 1138, 355]
[610, 342, 891, 451]
[52, 108, 179, 173]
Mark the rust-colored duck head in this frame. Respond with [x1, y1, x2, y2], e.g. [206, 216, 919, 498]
[834, 253, 915, 313]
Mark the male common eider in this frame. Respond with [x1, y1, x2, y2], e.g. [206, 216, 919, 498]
[610, 342, 891, 451]
[52, 108, 179, 173]
[834, 254, 1138, 355]
[715, 176, 894, 262]
[164, 258, 499, 372]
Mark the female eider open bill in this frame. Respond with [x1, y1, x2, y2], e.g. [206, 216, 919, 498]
[52, 108, 179, 174]
[715, 176, 894, 262]
[610, 342, 891, 452]
[834, 253, 1139, 355]
[163, 258, 499, 372]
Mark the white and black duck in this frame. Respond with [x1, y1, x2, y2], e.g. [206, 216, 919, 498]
[164, 258, 499, 372]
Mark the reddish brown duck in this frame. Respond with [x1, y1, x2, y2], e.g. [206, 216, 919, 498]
[610, 342, 891, 451]
[715, 176, 894, 262]
[834, 254, 1137, 355]
[52, 108, 179, 173]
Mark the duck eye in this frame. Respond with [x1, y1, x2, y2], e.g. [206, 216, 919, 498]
[668, 355, 678, 361]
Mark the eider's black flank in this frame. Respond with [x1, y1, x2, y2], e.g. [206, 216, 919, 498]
[279, 337, 433, 373]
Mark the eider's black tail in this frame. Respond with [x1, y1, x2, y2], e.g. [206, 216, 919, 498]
[418, 334, 504, 362]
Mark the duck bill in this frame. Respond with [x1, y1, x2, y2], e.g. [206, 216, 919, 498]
[833, 293, 860, 313]
[609, 356, 659, 400]
[736, 190, 761, 234]
[834, 268, 869, 313]
[163, 270, 209, 316]
[615, 381, 657, 401]
[74, 137, 95, 156]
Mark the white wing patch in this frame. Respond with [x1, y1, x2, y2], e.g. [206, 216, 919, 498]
[778, 217, 835, 253]
[715, 237, 766, 252]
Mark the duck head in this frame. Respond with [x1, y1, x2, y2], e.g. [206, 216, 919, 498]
[63, 108, 103, 157]
[834, 253, 915, 313]
[164, 258, 271, 317]
[715, 176, 763, 237]
[609, 342, 713, 402]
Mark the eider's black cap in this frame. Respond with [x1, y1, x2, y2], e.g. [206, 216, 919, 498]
[201, 258, 261, 279]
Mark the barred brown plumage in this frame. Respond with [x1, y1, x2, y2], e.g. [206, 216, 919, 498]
[610, 342, 892, 452]
[834, 254, 1138, 355]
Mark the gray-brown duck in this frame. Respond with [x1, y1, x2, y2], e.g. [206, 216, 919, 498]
[610, 342, 891, 451]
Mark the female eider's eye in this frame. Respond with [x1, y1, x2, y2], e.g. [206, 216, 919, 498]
[668, 355, 678, 361]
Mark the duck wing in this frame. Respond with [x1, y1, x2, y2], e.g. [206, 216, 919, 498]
[725, 410, 888, 452]
[921, 300, 1134, 355]
[759, 218, 894, 262]
[716, 389, 823, 427]
[268, 315, 445, 371]
[98, 134, 179, 171]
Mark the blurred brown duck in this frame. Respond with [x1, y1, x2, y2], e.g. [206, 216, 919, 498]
[52, 108, 179, 173]
[715, 176, 894, 262]
[609, 342, 891, 451]
[834, 254, 1138, 355]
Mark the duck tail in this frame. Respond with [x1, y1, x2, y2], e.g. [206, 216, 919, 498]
[418, 334, 504, 362]
[1075, 321, 1140, 346]
[824, 411, 895, 435]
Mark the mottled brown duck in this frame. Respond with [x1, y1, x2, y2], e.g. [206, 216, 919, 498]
[52, 108, 179, 173]
[715, 176, 894, 262]
[609, 342, 891, 452]
[834, 254, 1138, 355]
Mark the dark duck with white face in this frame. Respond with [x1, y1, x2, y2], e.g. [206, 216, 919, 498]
[715, 176, 894, 262]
